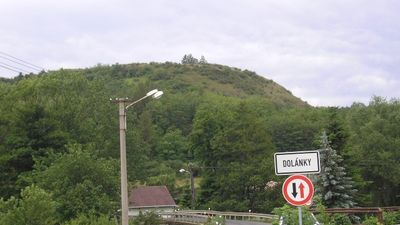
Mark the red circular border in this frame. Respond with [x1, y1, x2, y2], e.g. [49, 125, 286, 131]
[282, 174, 314, 206]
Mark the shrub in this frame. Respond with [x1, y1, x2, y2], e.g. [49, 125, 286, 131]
[272, 205, 315, 225]
[363, 216, 381, 225]
[131, 211, 162, 225]
[63, 214, 115, 225]
[329, 214, 352, 225]
[384, 212, 400, 225]
[204, 216, 226, 225]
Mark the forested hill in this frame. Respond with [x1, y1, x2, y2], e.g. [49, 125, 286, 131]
[3, 62, 305, 107]
[0, 61, 399, 224]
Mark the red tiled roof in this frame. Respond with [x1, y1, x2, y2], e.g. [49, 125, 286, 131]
[129, 186, 177, 207]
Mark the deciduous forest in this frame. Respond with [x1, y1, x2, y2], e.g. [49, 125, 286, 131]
[0, 61, 399, 224]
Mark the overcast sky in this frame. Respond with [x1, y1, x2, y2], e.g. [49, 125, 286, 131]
[1, 0, 399, 106]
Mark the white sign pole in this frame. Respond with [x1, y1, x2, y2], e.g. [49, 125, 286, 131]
[298, 206, 302, 225]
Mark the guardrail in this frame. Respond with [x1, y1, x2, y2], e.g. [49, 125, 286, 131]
[175, 210, 277, 223]
[161, 212, 209, 225]
[381, 206, 400, 212]
[162, 207, 400, 225]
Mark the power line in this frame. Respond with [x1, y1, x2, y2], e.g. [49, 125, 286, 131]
[0, 51, 45, 71]
[0, 62, 31, 74]
[0, 55, 41, 72]
[0, 64, 22, 74]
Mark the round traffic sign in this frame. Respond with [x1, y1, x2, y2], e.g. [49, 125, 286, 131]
[282, 174, 314, 206]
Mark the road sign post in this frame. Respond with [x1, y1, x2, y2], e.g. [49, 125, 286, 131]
[298, 206, 302, 225]
[274, 150, 320, 225]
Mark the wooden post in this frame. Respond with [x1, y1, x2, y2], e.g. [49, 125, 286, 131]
[377, 208, 383, 224]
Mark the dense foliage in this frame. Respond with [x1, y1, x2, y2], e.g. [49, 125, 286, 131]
[0, 185, 58, 225]
[317, 132, 357, 208]
[0, 62, 399, 224]
[131, 211, 162, 225]
[272, 205, 318, 225]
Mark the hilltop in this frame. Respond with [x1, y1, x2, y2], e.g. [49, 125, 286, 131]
[79, 62, 306, 107]
[1, 62, 306, 106]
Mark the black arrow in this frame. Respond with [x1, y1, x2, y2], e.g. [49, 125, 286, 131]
[292, 182, 298, 198]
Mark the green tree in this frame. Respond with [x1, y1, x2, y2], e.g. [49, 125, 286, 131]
[181, 54, 199, 64]
[191, 98, 278, 212]
[199, 56, 208, 64]
[32, 144, 119, 220]
[151, 93, 200, 136]
[63, 214, 116, 225]
[269, 108, 323, 152]
[0, 185, 58, 225]
[345, 97, 400, 206]
[0, 104, 68, 197]
[326, 107, 348, 153]
[317, 132, 356, 208]
[156, 128, 189, 160]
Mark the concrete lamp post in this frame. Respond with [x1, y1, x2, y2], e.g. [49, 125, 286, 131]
[179, 165, 195, 209]
[113, 89, 163, 225]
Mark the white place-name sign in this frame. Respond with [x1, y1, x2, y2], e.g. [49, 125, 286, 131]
[274, 150, 320, 175]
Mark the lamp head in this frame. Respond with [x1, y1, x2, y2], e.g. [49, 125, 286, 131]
[153, 91, 163, 99]
[146, 89, 158, 96]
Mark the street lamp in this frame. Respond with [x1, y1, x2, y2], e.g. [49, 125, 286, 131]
[179, 164, 195, 209]
[113, 89, 163, 225]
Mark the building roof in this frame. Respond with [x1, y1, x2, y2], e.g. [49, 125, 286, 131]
[129, 185, 177, 208]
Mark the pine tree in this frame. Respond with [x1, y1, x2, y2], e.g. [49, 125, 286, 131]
[181, 54, 188, 64]
[199, 56, 207, 64]
[326, 108, 347, 153]
[317, 131, 357, 208]
[181, 54, 198, 64]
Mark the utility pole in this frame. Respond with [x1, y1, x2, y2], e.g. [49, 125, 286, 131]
[179, 163, 196, 209]
[113, 89, 163, 225]
[188, 164, 195, 209]
[118, 98, 129, 225]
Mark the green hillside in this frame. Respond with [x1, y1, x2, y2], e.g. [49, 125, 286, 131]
[0, 62, 399, 224]
[75, 62, 306, 106]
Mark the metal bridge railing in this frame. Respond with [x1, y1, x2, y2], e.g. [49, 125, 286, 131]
[160, 212, 209, 224]
[170, 210, 277, 223]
